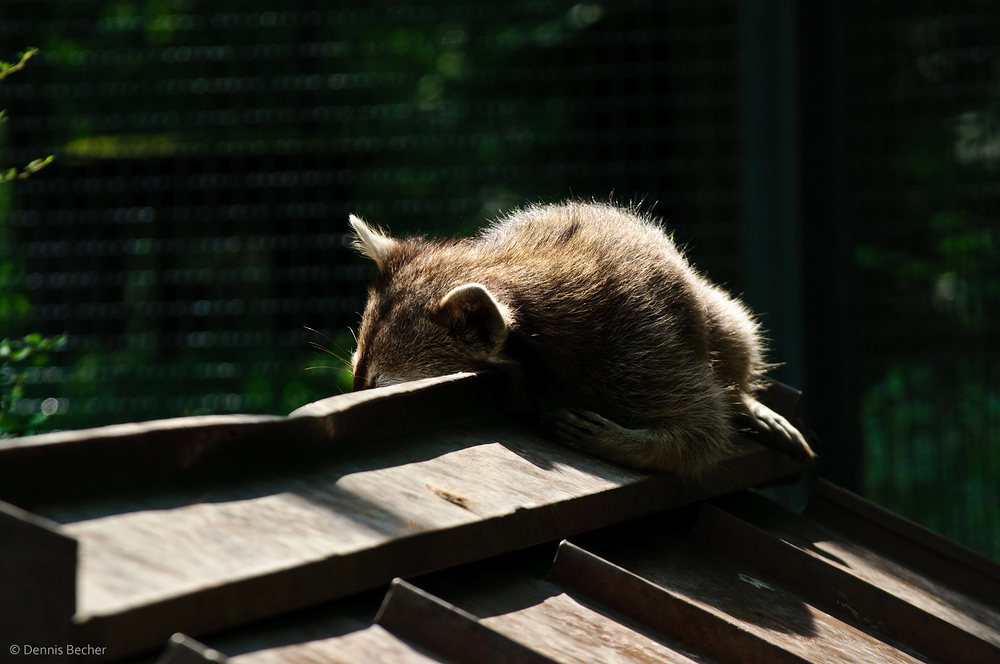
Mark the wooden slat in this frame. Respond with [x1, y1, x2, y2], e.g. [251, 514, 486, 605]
[414, 557, 701, 664]
[699, 495, 1000, 663]
[0, 372, 810, 659]
[64, 423, 625, 647]
[375, 579, 559, 664]
[805, 479, 1000, 612]
[0, 372, 505, 509]
[142, 479, 998, 664]
[61, 421, 804, 660]
[202, 502, 992, 664]
[230, 625, 442, 664]
[549, 540, 910, 664]
[0, 500, 77, 649]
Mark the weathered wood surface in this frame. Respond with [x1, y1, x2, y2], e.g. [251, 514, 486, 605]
[62, 425, 802, 659]
[0, 372, 505, 509]
[559, 524, 926, 663]
[705, 492, 1000, 663]
[415, 555, 701, 664]
[375, 579, 561, 664]
[231, 625, 440, 664]
[228, 574, 701, 664]
[1, 371, 810, 660]
[806, 478, 1000, 613]
[0, 501, 77, 647]
[221, 487, 984, 664]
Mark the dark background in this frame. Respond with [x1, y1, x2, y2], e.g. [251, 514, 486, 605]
[1, 0, 997, 560]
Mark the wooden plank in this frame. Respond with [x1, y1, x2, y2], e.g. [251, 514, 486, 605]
[62, 424, 622, 617]
[230, 625, 442, 664]
[554, 538, 924, 664]
[56, 424, 805, 660]
[195, 585, 383, 659]
[470, 587, 702, 664]
[0, 414, 291, 509]
[0, 372, 505, 509]
[375, 579, 559, 664]
[0, 500, 77, 653]
[700, 495, 1000, 663]
[0, 372, 809, 659]
[415, 557, 701, 664]
[805, 478, 1000, 612]
[0, 371, 801, 512]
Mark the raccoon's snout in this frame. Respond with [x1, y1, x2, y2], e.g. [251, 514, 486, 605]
[352, 371, 406, 390]
[352, 373, 368, 391]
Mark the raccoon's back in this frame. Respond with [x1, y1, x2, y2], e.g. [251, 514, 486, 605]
[471, 202, 718, 422]
[476, 202, 690, 277]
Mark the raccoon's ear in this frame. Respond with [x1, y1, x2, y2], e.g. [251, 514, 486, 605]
[434, 283, 511, 354]
[349, 214, 398, 271]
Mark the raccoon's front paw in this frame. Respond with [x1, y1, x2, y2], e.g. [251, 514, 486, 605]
[740, 400, 816, 463]
[540, 408, 654, 469]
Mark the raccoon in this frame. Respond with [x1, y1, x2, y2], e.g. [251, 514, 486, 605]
[348, 201, 815, 477]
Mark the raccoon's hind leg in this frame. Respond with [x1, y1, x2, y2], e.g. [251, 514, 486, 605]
[539, 408, 733, 478]
[737, 395, 816, 462]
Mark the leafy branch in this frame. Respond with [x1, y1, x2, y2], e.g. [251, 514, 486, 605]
[1, 48, 53, 181]
[0, 156, 54, 183]
[0, 47, 38, 82]
[0, 333, 67, 437]
[1, 48, 62, 437]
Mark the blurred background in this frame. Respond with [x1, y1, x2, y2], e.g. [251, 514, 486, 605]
[0, 0, 997, 560]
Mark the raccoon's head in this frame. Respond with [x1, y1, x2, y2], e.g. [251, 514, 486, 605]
[348, 214, 513, 391]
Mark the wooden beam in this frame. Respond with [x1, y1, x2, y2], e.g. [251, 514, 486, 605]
[0, 372, 505, 509]
[0, 501, 77, 656]
[0, 373, 809, 659]
[698, 496, 1000, 664]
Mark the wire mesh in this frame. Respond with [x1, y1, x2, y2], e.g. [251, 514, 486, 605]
[0, 0, 744, 428]
[852, 1, 1000, 559]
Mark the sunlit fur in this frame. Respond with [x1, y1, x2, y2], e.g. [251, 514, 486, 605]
[349, 201, 811, 477]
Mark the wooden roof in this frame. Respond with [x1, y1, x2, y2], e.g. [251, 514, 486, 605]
[2, 372, 997, 663]
[164, 483, 1000, 664]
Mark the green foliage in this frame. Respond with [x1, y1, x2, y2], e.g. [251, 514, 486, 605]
[0, 156, 54, 184]
[0, 262, 30, 323]
[0, 334, 67, 437]
[0, 47, 39, 81]
[856, 7, 1000, 560]
[0, 48, 54, 181]
[863, 361, 1000, 558]
[0, 46, 66, 438]
[1, 46, 50, 327]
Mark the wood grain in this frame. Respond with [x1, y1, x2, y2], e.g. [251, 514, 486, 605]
[556, 538, 925, 664]
[417, 563, 701, 664]
[231, 625, 441, 664]
[702, 493, 1000, 663]
[60, 425, 802, 659]
[0, 501, 77, 647]
[0, 372, 810, 659]
[806, 478, 1000, 613]
[0, 372, 505, 509]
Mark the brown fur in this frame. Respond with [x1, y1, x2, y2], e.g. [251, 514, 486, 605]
[349, 201, 814, 477]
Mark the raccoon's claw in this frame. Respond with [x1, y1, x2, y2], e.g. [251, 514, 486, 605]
[540, 408, 655, 469]
[540, 408, 613, 449]
[739, 401, 816, 463]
